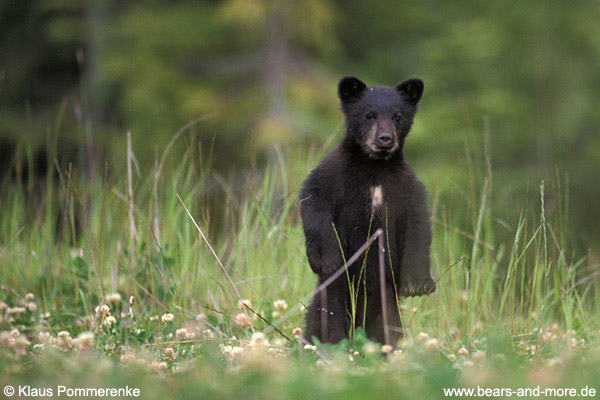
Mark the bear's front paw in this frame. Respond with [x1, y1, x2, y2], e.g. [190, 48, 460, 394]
[399, 277, 435, 297]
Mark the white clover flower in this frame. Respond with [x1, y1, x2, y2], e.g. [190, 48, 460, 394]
[425, 338, 439, 351]
[76, 332, 95, 350]
[362, 342, 379, 355]
[38, 332, 50, 343]
[95, 304, 111, 316]
[161, 313, 175, 323]
[231, 346, 244, 357]
[147, 361, 168, 373]
[106, 293, 122, 307]
[27, 302, 38, 312]
[235, 313, 251, 328]
[203, 329, 215, 339]
[175, 328, 187, 339]
[458, 346, 469, 355]
[14, 336, 30, 353]
[25, 293, 35, 301]
[164, 347, 176, 359]
[7, 307, 26, 316]
[57, 331, 73, 350]
[292, 327, 302, 336]
[273, 300, 288, 311]
[381, 344, 393, 354]
[250, 332, 269, 348]
[238, 299, 252, 310]
[120, 352, 136, 364]
[104, 315, 117, 327]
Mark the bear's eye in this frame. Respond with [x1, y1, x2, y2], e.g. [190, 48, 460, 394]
[365, 112, 374, 120]
[393, 114, 402, 122]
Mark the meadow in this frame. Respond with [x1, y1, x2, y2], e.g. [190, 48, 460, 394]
[1, 125, 599, 400]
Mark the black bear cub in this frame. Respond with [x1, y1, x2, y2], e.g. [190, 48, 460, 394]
[300, 76, 435, 345]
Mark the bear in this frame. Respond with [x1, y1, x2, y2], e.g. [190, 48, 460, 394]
[299, 76, 435, 345]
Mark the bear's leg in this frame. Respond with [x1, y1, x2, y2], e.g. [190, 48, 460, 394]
[304, 279, 349, 344]
[365, 287, 403, 345]
[399, 188, 436, 297]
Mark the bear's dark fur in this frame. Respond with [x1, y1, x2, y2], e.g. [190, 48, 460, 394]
[300, 76, 435, 345]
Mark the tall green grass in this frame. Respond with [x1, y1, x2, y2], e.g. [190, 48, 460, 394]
[0, 126, 596, 340]
[1, 125, 599, 398]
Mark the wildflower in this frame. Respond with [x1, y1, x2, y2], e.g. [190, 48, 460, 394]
[203, 329, 215, 339]
[75, 332, 95, 350]
[150, 315, 159, 321]
[38, 332, 50, 343]
[0, 331, 13, 348]
[14, 336, 30, 354]
[238, 299, 252, 310]
[95, 304, 111, 316]
[418, 332, 429, 340]
[104, 315, 117, 327]
[458, 347, 469, 356]
[363, 342, 379, 355]
[10, 328, 20, 337]
[41, 312, 50, 319]
[106, 293, 122, 307]
[0, 301, 7, 310]
[231, 346, 244, 357]
[163, 347, 176, 361]
[27, 302, 37, 312]
[7, 307, 26, 316]
[388, 349, 405, 363]
[292, 327, 302, 336]
[250, 332, 269, 348]
[161, 313, 174, 323]
[381, 344, 393, 354]
[271, 311, 280, 319]
[147, 361, 168, 373]
[303, 344, 317, 351]
[25, 293, 35, 301]
[273, 300, 288, 310]
[120, 352, 136, 364]
[425, 338, 439, 351]
[176, 328, 196, 340]
[57, 331, 73, 351]
[234, 313, 251, 328]
[570, 337, 585, 350]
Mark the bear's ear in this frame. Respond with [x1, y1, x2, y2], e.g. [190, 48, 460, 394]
[338, 76, 367, 103]
[396, 78, 424, 104]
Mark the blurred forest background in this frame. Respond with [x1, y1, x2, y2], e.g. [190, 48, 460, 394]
[1, 0, 599, 253]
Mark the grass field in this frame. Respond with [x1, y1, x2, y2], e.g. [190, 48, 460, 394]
[1, 129, 599, 400]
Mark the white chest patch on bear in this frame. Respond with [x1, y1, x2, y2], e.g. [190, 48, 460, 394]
[371, 185, 383, 209]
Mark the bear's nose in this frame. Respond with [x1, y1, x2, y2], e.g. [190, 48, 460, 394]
[377, 132, 393, 148]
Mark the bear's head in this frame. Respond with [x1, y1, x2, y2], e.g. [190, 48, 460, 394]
[338, 76, 423, 159]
